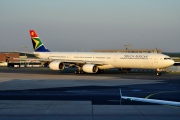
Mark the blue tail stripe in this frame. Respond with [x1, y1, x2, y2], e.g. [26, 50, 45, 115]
[35, 45, 50, 52]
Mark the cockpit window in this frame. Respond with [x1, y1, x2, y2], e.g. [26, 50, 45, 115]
[164, 58, 171, 60]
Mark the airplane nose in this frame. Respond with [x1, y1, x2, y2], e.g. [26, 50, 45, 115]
[170, 60, 175, 66]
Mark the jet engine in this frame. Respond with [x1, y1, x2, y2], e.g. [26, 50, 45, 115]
[49, 61, 65, 70]
[82, 64, 98, 73]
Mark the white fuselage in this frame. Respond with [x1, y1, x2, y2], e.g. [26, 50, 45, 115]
[34, 52, 174, 70]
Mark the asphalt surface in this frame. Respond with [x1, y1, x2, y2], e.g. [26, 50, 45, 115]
[0, 67, 180, 105]
[0, 67, 180, 120]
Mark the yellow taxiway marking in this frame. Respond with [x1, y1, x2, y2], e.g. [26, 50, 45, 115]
[145, 91, 180, 108]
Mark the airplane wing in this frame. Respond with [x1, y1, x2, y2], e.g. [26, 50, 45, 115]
[52, 59, 108, 66]
[120, 89, 180, 107]
[13, 58, 50, 62]
[13, 57, 108, 66]
[13, 50, 108, 66]
[13, 51, 35, 54]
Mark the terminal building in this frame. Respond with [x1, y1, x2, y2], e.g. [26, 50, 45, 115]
[0, 52, 20, 66]
[0, 52, 41, 67]
[0, 52, 20, 62]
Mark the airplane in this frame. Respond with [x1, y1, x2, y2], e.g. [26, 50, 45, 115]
[120, 89, 180, 107]
[29, 30, 174, 76]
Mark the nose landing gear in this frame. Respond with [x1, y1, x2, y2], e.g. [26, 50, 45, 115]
[156, 72, 161, 76]
[156, 69, 162, 76]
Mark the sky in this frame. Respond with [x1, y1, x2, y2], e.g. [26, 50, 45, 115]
[0, 0, 180, 52]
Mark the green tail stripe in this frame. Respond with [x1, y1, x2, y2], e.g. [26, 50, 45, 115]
[31, 38, 43, 50]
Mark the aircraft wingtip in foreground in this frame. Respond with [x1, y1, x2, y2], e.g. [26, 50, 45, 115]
[120, 89, 180, 107]
[29, 30, 174, 76]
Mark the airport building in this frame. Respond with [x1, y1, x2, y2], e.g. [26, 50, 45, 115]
[0, 52, 41, 67]
[0, 52, 20, 62]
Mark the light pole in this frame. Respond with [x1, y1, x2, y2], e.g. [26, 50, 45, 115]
[22, 46, 27, 57]
[124, 44, 131, 52]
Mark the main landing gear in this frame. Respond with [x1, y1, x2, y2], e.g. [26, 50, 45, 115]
[156, 72, 161, 76]
[74, 70, 84, 74]
[74, 66, 84, 74]
[74, 67, 104, 74]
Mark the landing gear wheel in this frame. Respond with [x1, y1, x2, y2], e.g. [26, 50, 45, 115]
[101, 70, 104, 73]
[74, 70, 78, 74]
[74, 70, 84, 74]
[80, 71, 84, 74]
[97, 69, 104, 74]
[156, 72, 161, 76]
[156, 69, 162, 76]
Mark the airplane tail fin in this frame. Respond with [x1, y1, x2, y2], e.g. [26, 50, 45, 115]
[29, 30, 50, 52]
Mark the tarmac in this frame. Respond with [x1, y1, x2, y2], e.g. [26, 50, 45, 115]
[0, 100, 179, 120]
[0, 67, 180, 120]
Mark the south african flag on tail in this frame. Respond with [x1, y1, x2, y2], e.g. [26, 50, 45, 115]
[30, 30, 50, 52]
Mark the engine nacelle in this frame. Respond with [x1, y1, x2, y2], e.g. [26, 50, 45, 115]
[82, 64, 98, 73]
[49, 61, 65, 70]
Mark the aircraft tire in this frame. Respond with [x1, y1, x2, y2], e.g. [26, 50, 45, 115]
[74, 70, 78, 74]
[156, 72, 161, 76]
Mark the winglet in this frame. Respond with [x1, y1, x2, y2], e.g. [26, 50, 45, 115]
[120, 89, 122, 98]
